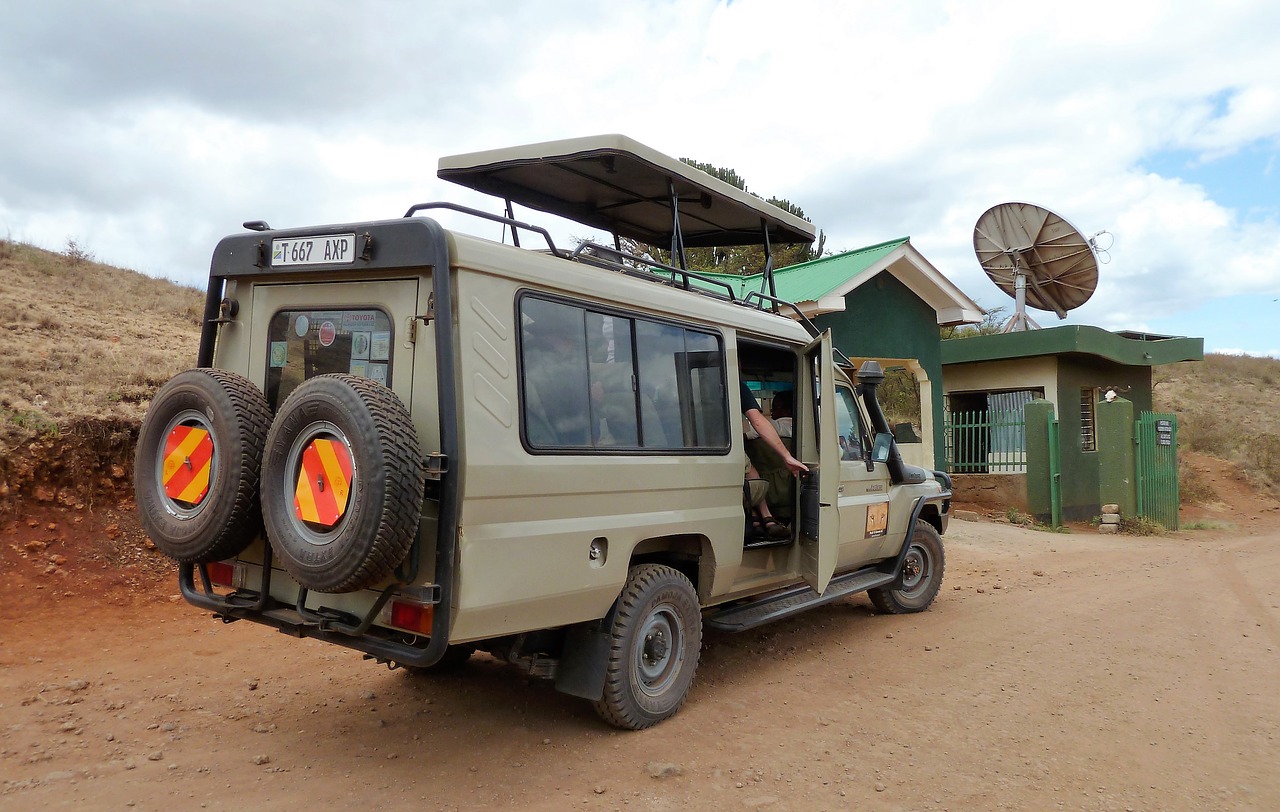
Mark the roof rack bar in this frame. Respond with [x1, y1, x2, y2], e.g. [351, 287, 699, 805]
[403, 201, 563, 256]
[571, 241, 740, 302]
[742, 290, 821, 338]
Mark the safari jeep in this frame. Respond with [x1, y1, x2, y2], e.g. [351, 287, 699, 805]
[136, 135, 951, 729]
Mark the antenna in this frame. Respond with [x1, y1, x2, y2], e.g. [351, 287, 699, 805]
[973, 202, 1100, 332]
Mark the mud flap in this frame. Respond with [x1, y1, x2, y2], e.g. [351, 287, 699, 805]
[554, 624, 612, 700]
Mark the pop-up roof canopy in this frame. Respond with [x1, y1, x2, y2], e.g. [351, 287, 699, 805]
[437, 134, 816, 249]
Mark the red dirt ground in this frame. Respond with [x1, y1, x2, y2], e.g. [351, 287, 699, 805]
[3, 451, 1279, 810]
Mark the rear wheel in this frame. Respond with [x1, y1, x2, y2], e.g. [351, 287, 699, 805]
[134, 369, 271, 563]
[403, 645, 476, 675]
[593, 564, 702, 730]
[869, 523, 945, 614]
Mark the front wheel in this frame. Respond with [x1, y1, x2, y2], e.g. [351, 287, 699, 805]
[593, 564, 702, 730]
[869, 523, 945, 614]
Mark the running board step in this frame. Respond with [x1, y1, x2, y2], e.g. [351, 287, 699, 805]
[704, 568, 896, 632]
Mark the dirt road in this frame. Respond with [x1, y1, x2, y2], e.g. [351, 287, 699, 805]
[4, 504, 1280, 811]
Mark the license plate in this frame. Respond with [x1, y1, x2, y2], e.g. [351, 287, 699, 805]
[271, 234, 357, 266]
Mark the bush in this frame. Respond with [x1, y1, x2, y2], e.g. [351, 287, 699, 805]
[1178, 459, 1217, 505]
[1118, 516, 1163, 536]
[63, 237, 95, 265]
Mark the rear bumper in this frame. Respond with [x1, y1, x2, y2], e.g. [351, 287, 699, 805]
[179, 561, 445, 668]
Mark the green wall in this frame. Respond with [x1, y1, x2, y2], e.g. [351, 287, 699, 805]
[1054, 359, 1153, 521]
[812, 272, 945, 465]
[1054, 361, 1101, 520]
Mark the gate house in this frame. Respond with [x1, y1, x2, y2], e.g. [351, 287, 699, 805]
[942, 325, 1202, 522]
[703, 238, 982, 470]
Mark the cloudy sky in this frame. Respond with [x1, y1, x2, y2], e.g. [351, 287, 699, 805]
[3, 1, 1278, 355]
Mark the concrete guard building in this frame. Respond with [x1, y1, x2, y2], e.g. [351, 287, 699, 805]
[941, 326, 1203, 521]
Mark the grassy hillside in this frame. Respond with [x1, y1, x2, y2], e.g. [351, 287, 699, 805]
[1155, 353, 1280, 495]
[0, 239, 202, 504]
[0, 239, 202, 441]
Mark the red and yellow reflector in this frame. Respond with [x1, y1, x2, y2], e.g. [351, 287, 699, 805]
[293, 437, 353, 528]
[162, 425, 214, 506]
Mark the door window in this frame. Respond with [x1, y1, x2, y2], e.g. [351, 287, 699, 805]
[834, 386, 866, 461]
[265, 308, 394, 407]
[519, 295, 729, 452]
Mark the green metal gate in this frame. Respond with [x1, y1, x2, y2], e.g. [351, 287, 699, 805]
[1136, 411, 1179, 530]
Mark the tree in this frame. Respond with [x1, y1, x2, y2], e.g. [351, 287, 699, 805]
[940, 304, 1008, 339]
[628, 159, 825, 275]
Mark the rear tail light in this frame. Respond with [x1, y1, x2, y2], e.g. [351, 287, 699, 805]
[205, 560, 245, 589]
[381, 599, 435, 634]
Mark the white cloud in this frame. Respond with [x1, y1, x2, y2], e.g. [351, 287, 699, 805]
[1, 0, 1279, 350]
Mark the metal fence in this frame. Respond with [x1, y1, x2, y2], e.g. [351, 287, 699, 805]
[1136, 411, 1179, 530]
[942, 409, 1028, 473]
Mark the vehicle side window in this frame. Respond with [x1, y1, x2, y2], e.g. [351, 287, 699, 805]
[265, 308, 393, 408]
[835, 386, 865, 461]
[520, 296, 728, 452]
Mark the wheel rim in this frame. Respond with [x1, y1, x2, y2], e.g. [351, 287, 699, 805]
[155, 409, 216, 518]
[283, 421, 356, 544]
[635, 602, 684, 697]
[897, 542, 932, 597]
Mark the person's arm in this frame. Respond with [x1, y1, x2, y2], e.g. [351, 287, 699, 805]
[746, 408, 808, 475]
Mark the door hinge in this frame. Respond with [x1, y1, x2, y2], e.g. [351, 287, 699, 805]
[423, 453, 448, 480]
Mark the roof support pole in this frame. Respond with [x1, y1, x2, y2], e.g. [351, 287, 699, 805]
[760, 217, 777, 311]
[667, 178, 687, 271]
[503, 199, 521, 248]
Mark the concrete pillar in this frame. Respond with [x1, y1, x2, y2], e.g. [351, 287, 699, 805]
[1096, 397, 1137, 518]
[1024, 399, 1055, 524]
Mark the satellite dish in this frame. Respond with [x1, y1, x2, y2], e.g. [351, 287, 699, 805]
[973, 202, 1099, 332]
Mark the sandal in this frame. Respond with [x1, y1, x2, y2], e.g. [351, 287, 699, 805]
[760, 518, 790, 539]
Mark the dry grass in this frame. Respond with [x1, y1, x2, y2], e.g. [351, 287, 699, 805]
[0, 239, 202, 455]
[1155, 353, 1280, 495]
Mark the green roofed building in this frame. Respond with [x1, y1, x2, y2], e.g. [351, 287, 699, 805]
[699, 238, 983, 469]
[941, 326, 1203, 521]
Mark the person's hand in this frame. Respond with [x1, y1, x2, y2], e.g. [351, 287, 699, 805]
[784, 455, 809, 476]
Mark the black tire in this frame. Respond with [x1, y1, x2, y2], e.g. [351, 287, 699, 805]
[868, 523, 945, 614]
[134, 368, 271, 563]
[403, 645, 476, 675]
[593, 564, 702, 730]
[261, 374, 424, 593]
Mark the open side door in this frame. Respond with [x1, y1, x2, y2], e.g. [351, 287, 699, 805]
[799, 331, 841, 593]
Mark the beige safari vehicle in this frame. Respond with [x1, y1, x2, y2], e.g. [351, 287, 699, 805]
[136, 135, 951, 729]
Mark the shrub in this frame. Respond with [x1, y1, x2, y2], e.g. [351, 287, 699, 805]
[1118, 516, 1163, 536]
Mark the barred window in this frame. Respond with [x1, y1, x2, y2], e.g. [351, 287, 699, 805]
[1080, 387, 1098, 452]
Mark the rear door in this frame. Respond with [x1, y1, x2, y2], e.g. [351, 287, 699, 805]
[247, 279, 420, 411]
[799, 331, 840, 593]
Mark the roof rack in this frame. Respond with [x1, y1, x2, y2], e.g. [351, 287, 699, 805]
[437, 134, 815, 303]
[403, 200, 815, 327]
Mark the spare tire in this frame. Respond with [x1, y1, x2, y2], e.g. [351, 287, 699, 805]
[134, 368, 271, 563]
[261, 374, 424, 593]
